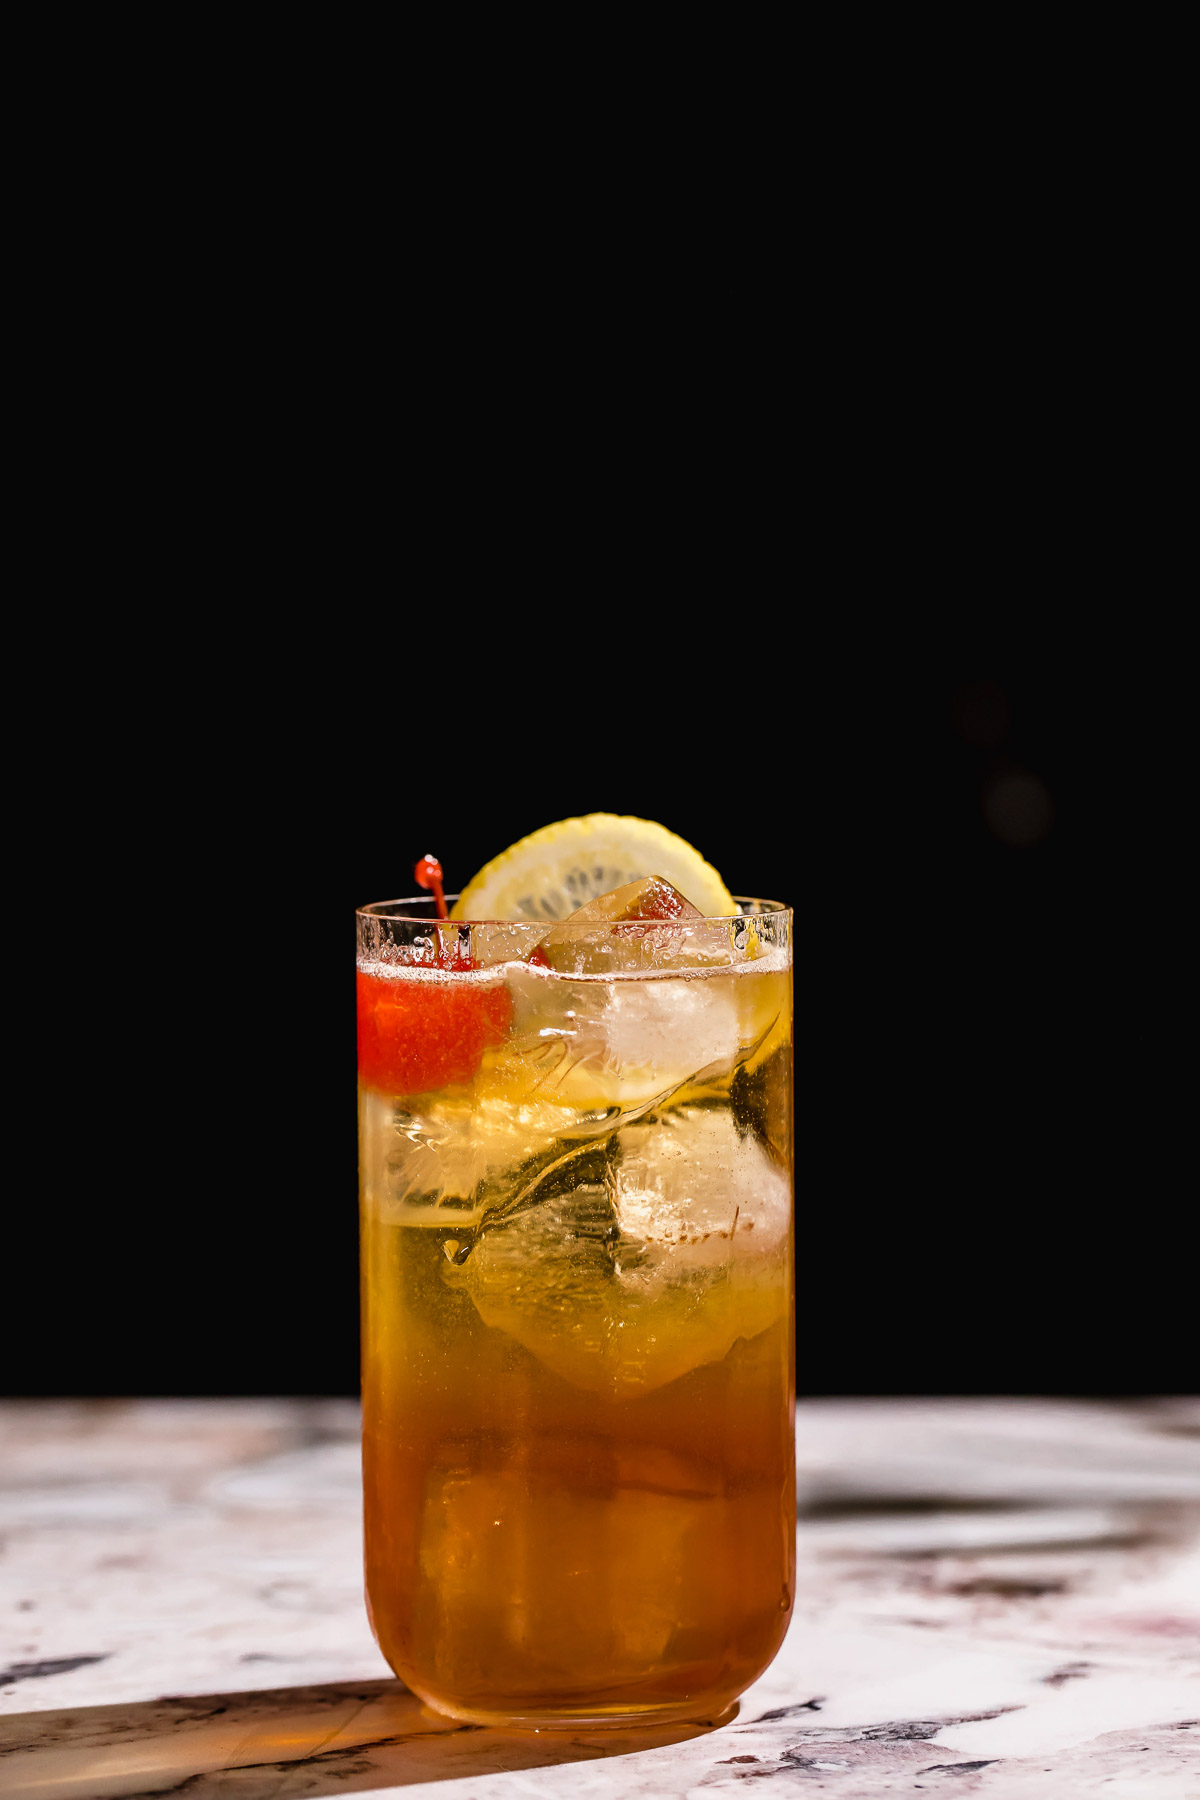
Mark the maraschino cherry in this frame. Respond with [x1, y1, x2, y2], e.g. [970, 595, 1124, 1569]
[356, 853, 511, 1096]
[356, 970, 510, 1096]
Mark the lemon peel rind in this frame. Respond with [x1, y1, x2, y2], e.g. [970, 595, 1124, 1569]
[450, 813, 736, 922]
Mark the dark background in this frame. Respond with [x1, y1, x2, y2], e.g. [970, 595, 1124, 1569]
[9, 657, 1173, 1399]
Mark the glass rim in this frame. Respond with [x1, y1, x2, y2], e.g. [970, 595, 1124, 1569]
[357, 894, 791, 924]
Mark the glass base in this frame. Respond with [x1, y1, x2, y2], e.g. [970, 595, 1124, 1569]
[412, 1689, 740, 1733]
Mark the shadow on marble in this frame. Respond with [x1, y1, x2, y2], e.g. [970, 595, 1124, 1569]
[0, 1676, 734, 1800]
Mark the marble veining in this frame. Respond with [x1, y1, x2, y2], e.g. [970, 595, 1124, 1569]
[1, 1398, 1197, 1797]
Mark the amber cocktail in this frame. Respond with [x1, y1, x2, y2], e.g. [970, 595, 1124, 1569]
[357, 886, 793, 1728]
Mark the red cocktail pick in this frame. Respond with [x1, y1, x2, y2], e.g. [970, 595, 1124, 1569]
[414, 854, 448, 920]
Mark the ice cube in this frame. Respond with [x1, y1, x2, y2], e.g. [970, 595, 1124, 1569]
[503, 959, 742, 1112]
[533, 875, 734, 976]
[549, 874, 703, 930]
[363, 1071, 597, 1227]
[451, 1108, 790, 1396]
[613, 1107, 791, 1271]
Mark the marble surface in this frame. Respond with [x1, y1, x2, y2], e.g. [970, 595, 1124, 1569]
[1, 1398, 1198, 1798]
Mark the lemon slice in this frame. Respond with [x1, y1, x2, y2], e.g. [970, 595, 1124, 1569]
[451, 814, 736, 921]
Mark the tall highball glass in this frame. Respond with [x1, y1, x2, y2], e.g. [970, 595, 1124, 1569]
[357, 896, 794, 1728]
